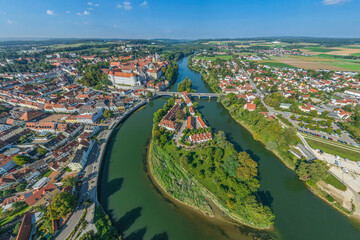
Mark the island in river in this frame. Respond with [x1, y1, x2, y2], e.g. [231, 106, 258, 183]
[100, 55, 360, 240]
[148, 93, 275, 229]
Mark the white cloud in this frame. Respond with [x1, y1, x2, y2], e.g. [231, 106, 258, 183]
[322, 0, 351, 5]
[66, 11, 71, 14]
[140, 0, 148, 8]
[0, 11, 6, 15]
[117, 1, 132, 10]
[88, 2, 99, 7]
[46, 10, 56, 16]
[7, 19, 15, 24]
[77, 10, 91, 16]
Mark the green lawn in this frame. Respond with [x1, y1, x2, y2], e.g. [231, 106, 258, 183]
[303, 47, 339, 53]
[260, 62, 295, 68]
[324, 174, 347, 191]
[352, 53, 360, 57]
[0, 206, 29, 227]
[195, 55, 233, 61]
[306, 138, 360, 162]
[42, 169, 53, 177]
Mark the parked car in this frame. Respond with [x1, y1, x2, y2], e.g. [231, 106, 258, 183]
[335, 160, 342, 167]
[342, 167, 349, 174]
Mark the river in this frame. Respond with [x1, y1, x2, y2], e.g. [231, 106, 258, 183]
[99, 56, 360, 240]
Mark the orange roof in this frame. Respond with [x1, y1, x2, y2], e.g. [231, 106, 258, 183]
[16, 213, 33, 240]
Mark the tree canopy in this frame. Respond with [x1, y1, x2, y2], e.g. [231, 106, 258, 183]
[47, 192, 76, 220]
[13, 155, 30, 166]
[103, 109, 113, 118]
[62, 176, 78, 187]
[177, 77, 195, 92]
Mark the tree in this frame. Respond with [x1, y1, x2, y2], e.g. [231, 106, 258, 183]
[103, 109, 113, 118]
[192, 101, 198, 109]
[47, 192, 76, 220]
[177, 77, 194, 92]
[146, 91, 153, 98]
[236, 152, 258, 181]
[296, 161, 327, 184]
[16, 183, 27, 192]
[13, 155, 30, 166]
[37, 147, 48, 155]
[79, 230, 100, 240]
[326, 127, 333, 134]
[311, 110, 318, 117]
[62, 176, 78, 187]
[175, 109, 185, 120]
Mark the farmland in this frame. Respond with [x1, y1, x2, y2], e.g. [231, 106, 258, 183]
[302, 47, 337, 53]
[269, 55, 360, 72]
[258, 61, 295, 68]
[194, 55, 233, 61]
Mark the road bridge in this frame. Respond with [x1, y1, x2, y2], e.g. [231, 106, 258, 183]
[156, 91, 221, 99]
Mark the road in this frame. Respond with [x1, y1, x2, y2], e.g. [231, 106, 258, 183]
[54, 142, 100, 240]
[239, 64, 359, 150]
[278, 113, 358, 147]
[54, 100, 147, 239]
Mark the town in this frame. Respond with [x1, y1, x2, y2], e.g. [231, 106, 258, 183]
[0, 40, 180, 240]
[189, 41, 360, 218]
[0, 38, 360, 240]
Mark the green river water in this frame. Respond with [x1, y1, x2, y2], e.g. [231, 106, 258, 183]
[99, 56, 360, 240]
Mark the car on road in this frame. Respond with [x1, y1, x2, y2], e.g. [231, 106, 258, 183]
[335, 160, 342, 167]
[342, 167, 349, 174]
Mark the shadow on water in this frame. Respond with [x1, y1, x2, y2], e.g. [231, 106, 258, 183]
[107, 177, 124, 197]
[116, 207, 143, 234]
[257, 190, 274, 209]
[124, 227, 147, 240]
[150, 232, 169, 240]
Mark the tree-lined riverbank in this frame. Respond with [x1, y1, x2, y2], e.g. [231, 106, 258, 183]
[100, 56, 360, 240]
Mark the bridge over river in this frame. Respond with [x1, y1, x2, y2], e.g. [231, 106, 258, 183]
[155, 91, 221, 99]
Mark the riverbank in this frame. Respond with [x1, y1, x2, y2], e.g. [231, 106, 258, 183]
[188, 57, 360, 222]
[148, 97, 276, 230]
[148, 135, 278, 235]
[221, 102, 360, 219]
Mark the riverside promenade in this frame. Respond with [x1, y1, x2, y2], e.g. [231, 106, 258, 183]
[54, 99, 147, 240]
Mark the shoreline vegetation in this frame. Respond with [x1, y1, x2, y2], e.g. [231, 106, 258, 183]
[148, 97, 275, 230]
[187, 56, 359, 220]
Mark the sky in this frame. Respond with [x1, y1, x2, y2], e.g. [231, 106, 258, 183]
[0, 0, 359, 39]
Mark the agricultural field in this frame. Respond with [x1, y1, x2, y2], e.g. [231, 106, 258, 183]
[302, 46, 360, 56]
[48, 42, 100, 49]
[302, 47, 337, 53]
[258, 61, 295, 68]
[270, 55, 360, 72]
[194, 55, 233, 61]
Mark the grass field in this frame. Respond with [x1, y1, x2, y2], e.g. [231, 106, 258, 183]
[260, 61, 295, 68]
[324, 174, 347, 191]
[49, 42, 97, 49]
[195, 55, 233, 61]
[271, 55, 360, 72]
[306, 138, 360, 162]
[303, 47, 338, 53]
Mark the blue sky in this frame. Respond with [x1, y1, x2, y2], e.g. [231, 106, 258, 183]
[0, 0, 359, 39]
